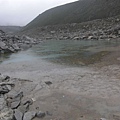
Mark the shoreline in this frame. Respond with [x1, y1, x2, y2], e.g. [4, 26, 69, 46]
[0, 45, 120, 119]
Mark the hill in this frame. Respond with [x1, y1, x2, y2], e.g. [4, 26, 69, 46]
[23, 0, 120, 31]
[0, 26, 22, 34]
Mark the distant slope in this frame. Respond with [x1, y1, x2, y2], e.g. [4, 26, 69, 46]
[0, 26, 22, 34]
[23, 0, 120, 31]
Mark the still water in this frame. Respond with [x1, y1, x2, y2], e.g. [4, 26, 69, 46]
[0, 40, 120, 66]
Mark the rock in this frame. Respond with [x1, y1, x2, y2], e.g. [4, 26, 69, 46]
[0, 75, 10, 82]
[113, 113, 120, 120]
[12, 44, 20, 51]
[88, 36, 94, 39]
[73, 37, 79, 40]
[100, 118, 107, 120]
[0, 82, 15, 87]
[23, 111, 36, 120]
[6, 85, 12, 91]
[10, 100, 21, 109]
[7, 91, 23, 100]
[14, 109, 23, 120]
[21, 98, 33, 105]
[118, 30, 120, 35]
[45, 81, 52, 85]
[0, 95, 6, 110]
[14, 92, 23, 100]
[36, 111, 46, 118]
[0, 41, 7, 50]
[0, 85, 10, 94]
[0, 108, 14, 120]
[46, 111, 52, 116]
[18, 103, 29, 113]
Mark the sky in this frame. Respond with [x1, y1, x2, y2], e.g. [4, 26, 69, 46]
[0, 0, 77, 26]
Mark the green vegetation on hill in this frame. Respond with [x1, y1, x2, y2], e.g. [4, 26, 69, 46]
[23, 0, 120, 31]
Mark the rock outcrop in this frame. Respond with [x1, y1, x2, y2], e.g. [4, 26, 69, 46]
[0, 73, 46, 120]
[22, 15, 120, 41]
[0, 30, 39, 54]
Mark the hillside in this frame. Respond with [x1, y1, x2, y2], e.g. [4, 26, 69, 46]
[0, 26, 22, 34]
[23, 0, 120, 31]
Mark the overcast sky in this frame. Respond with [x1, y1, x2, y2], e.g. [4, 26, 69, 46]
[0, 0, 77, 26]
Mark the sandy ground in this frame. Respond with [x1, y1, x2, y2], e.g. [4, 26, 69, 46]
[0, 46, 120, 120]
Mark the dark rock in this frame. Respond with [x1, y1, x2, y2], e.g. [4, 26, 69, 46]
[36, 111, 46, 118]
[0, 85, 10, 94]
[23, 111, 36, 120]
[14, 109, 23, 120]
[4, 76, 10, 81]
[0, 82, 15, 87]
[45, 81, 52, 86]
[0, 107, 14, 120]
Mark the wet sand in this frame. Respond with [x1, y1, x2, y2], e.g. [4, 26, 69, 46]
[0, 46, 120, 120]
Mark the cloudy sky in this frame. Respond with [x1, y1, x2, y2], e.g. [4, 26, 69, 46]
[0, 0, 77, 26]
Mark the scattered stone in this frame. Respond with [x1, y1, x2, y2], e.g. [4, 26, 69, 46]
[36, 111, 46, 118]
[45, 81, 52, 85]
[0, 108, 14, 120]
[14, 109, 23, 120]
[23, 111, 36, 120]
[0, 30, 38, 54]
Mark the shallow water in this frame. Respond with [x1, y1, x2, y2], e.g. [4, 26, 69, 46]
[1, 40, 120, 66]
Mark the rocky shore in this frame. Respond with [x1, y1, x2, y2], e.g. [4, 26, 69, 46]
[0, 73, 46, 120]
[0, 30, 40, 54]
[21, 15, 120, 41]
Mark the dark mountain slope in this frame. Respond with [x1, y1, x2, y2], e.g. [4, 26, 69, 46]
[23, 0, 120, 31]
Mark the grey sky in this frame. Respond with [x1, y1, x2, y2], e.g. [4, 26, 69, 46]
[0, 0, 76, 26]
